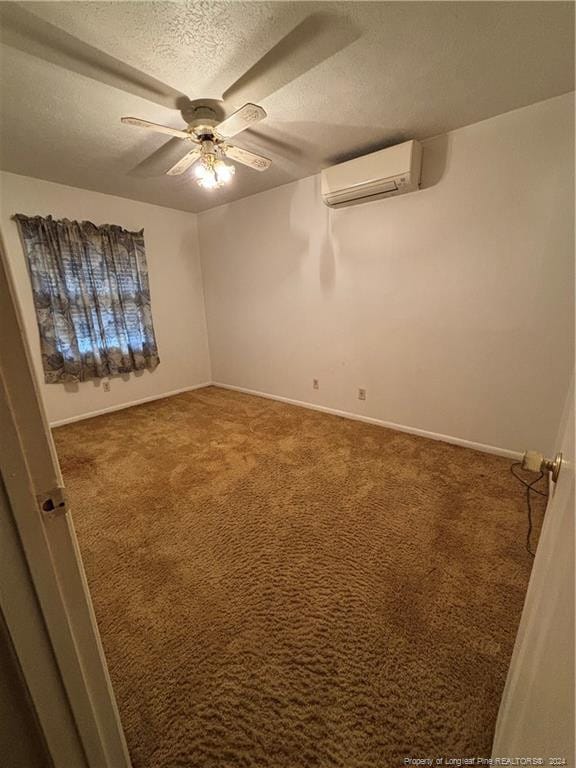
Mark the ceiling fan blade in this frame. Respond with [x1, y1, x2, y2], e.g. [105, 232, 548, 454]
[225, 145, 271, 172]
[166, 148, 202, 176]
[121, 117, 191, 140]
[0, 2, 186, 110]
[127, 138, 191, 178]
[215, 104, 267, 138]
[222, 13, 361, 105]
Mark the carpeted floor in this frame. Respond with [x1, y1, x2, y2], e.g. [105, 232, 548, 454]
[53, 386, 545, 768]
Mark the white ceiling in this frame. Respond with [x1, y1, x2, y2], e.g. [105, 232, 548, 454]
[0, 1, 573, 213]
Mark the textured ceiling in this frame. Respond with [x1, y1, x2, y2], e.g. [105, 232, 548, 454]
[0, 1, 574, 213]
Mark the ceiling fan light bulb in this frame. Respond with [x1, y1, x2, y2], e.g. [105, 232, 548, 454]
[195, 157, 214, 179]
[214, 160, 235, 184]
[197, 169, 219, 189]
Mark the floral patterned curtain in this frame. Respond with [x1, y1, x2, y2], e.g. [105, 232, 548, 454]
[15, 214, 160, 383]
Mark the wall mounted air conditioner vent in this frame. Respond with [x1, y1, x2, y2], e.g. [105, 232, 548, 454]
[321, 140, 422, 208]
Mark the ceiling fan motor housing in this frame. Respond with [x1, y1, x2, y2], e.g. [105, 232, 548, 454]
[186, 105, 219, 130]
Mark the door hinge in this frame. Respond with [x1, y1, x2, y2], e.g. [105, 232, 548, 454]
[37, 486, 69, 518]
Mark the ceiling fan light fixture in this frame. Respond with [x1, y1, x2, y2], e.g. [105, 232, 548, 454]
[194, 153, 235, 189]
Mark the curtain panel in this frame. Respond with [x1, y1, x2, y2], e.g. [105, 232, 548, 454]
[15, 214, 160, 383]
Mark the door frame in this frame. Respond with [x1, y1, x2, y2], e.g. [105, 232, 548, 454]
[0, 234, 131, 768]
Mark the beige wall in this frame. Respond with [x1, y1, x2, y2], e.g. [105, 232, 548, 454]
[0, 172, 211, 424]
[199, 93, 575, 456]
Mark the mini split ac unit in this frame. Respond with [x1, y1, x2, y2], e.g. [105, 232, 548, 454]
[321, 140, 422, 208]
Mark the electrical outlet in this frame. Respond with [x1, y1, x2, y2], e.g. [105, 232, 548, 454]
[103, 381, 111, 392]
[358, 388, 366, 401]
[313, 378, 319, 390]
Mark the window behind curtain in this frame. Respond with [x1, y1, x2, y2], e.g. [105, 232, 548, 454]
[15, 214, 160, 383]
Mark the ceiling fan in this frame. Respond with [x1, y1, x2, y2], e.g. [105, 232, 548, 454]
[121, 102, 271, 189]
[0, 5, 361, 191]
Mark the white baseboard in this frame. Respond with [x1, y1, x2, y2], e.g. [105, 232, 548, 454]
[212, 381, 523, 460]
[49, 382, 212, 428]
[52, 378, 522, 460]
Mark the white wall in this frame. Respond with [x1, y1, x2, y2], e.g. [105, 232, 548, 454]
[199, 93, 575, 455]
[0, 171, 211, 424]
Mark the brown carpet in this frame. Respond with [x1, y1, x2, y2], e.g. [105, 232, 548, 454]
[53, 386, 545, 768]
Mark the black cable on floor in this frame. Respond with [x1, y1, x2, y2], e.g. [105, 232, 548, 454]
[510, 462, 548, 557]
